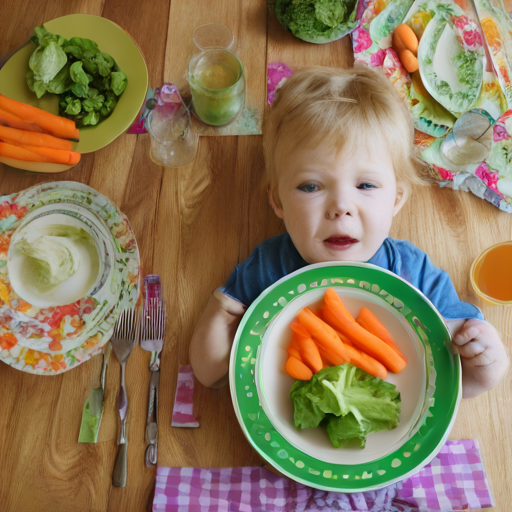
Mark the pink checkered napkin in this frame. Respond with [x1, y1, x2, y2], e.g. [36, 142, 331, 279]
[171, 365, 199, 428]
[152, 440, 492, 512]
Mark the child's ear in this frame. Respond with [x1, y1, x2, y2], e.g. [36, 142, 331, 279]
[268, 186, 284, 219]
[393, 184, 409, 216]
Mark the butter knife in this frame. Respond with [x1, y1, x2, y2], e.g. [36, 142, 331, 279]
[78, 341, 112, 443]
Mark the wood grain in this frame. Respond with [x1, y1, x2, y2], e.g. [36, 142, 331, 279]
[0, 1, 511, 511]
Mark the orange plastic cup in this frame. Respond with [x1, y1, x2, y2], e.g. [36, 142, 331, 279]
[470, 241, 512, 305]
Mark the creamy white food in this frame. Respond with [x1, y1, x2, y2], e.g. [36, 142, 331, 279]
[8, 214, 100, 308]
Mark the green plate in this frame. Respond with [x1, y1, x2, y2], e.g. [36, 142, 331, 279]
[0, 14, 148, 159]
[229, 262, 461, 492]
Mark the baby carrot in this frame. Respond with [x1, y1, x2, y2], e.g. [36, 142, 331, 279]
[335, 329, 354, 347]
[0, 94, 80, 141]
[316, 343, 345, 366]
[0, 108, 44, 133]
[13, 144, 80, 165]
[287, 334, 303, 361]
[0, 125, 72, 151]
[342, 343, 388, 380]
[399, 49, 419, 73]
[290, 322, 322, 373]
[324, 289, 355, 321]
[393, 24, 418, 55]
[297, 308, 349, 363]
[0, 141, 50, 162]
[285, 356, 313, 380]
[356, 307, 408, 363]
[323, 298, 407, 373]
[287, 346, 303, 362]
[310, 320, 387, 378]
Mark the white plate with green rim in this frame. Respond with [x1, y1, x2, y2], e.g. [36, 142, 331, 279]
[229, 262, 461, 492]
[417, 3, 484, 115]
[0, 181, 140, 375]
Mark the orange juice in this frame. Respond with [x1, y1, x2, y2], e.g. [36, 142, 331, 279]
[471, 242, 512, 303]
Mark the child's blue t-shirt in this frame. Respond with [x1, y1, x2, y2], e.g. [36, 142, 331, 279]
[220, 233, 484, 321]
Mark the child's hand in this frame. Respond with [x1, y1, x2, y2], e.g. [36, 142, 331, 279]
[452, 318, 509, 398]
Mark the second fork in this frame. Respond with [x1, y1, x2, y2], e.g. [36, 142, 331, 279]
[111, 306, 140, 487]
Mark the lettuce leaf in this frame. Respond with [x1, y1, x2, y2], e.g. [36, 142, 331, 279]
[274, 0, 358, 44]
[290, 364, 401, 448]
[29, 40, 67, 83]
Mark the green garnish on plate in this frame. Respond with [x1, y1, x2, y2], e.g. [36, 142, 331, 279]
[26, 25, 127, 126]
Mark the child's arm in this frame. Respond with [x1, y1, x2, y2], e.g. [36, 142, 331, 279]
[189, 289, 246, 388]
[446, 318, 509, 399]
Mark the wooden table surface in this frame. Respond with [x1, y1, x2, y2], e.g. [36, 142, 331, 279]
[0, 1, 511, 511]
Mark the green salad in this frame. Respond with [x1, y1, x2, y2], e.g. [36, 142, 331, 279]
[26, 25, 127, 126]
[290, 364, 401, 448]
[270, 0, 359, 44]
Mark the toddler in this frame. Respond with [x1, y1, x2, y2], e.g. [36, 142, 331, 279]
[190, 65, 509, 398]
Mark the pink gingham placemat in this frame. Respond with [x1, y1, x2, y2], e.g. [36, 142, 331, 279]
[153, 440, 492, 512]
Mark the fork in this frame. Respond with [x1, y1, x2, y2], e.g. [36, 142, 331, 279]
[111, 306, 140, 487]
[140, 298, 166, 466]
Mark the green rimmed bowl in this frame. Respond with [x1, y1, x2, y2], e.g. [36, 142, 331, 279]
[229, 262, 461, 492]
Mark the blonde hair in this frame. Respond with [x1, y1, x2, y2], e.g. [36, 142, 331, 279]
[262, 65, 426, 205]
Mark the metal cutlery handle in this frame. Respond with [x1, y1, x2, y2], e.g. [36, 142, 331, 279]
[100, 341, 112, 390]
[113, 441, 127, 487]
[113, 361, 128, 486]
[145, 369, 160, 466]
[116, 361, 128, 442]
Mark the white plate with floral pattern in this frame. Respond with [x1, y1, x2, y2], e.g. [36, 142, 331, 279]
[0, 181, 139, 374]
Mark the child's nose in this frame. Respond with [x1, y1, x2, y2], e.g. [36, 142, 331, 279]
[325, 194, 353, 219]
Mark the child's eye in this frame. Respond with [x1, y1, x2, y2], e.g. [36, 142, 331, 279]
[298, 183, 319, 193]
[358, 183, 376, 190]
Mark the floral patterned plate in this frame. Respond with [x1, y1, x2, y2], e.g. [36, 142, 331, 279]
[418, 3, 485, 115]
[230, 263, 461, 492]
[0, 181, 140, 375]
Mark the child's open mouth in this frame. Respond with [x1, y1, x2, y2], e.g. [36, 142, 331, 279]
[323, 236, 359, 250]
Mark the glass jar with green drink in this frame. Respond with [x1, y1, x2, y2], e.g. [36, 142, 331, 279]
[187, 24, 245, 126]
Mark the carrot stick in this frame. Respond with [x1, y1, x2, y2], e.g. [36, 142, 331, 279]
[287, 335, 303, 361]
[297, 308, 349, 364]
[0, 108, 44, 133]
[341, 343, 388, 379]
[335, 329, 354, 347]
[285, 356, 313, 380]
[320, 355, 331, 369]
[308, 319, 387, 378]
[13, 144, 80, 165]
[287, 346, 303, 361]
[290, 322, 322, 373]
[323, 294, 407, 373]
[324, 288, 355, 321]
[0, 141, 51, 162]
[0, 125, 72, 151]
[317, 343, 345, 366]
[357, 308, 408, 363]
[0, 95, 79, 141]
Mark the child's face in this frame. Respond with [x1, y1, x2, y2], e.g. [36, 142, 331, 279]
[270, 138, 407, 264]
